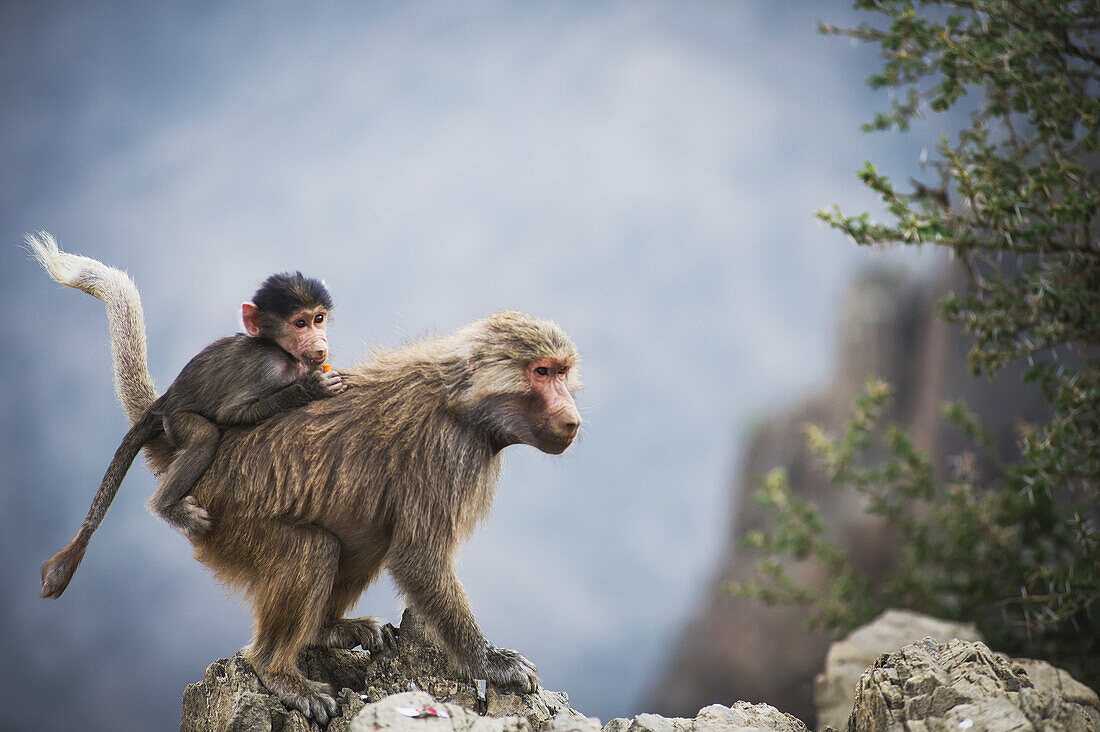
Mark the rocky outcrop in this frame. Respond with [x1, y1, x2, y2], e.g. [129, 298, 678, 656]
[180, 604, 1099, 732]
[348, 694, 807, 732]
[181, 609, 589, 732]
[181, 653, 368, 732]
[647, 267, 1049, 724]
[180, 608, 815, 732]
[848, 638, 1100, 731]
[813, 610, 982, 731]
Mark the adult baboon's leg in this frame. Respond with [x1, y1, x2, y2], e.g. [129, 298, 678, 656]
[246, 522, 341, 724]
[312, 548, 394, 653]
[388, 544, 538, 693]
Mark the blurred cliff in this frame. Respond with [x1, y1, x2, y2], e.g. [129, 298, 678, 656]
[645, 265, 1049, 724]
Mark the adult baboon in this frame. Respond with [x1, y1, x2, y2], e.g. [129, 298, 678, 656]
[33, 236, 582, 724]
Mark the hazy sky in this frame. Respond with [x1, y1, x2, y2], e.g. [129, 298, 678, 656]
[1, 2, 940, 729]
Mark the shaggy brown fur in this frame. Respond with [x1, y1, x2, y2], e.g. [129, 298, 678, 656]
[31, 234, 582, 725]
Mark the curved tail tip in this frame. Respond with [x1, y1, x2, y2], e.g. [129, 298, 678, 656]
[40, 563, 71, 599]
[24, 230, 59, 258]
[24, 231, 70, 283]
[40, 546, 82, 599]
[40, 571, 70, 599]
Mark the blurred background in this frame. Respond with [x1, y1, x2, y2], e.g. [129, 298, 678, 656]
[1, 2, 945, 729]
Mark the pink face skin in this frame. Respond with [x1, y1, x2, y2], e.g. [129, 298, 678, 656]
[283, 307, 330, 367]
[242, 303, 330, 369]
[525, 357, 581, 453]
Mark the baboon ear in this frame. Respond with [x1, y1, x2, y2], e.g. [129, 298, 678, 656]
[242, 302, 262, 336]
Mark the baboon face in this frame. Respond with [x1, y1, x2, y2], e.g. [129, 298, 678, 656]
[277, 307, 330, 368]
[522, 357, 581, 454]
[242, 302, 331, 369]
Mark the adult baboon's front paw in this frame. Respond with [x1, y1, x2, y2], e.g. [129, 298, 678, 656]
[485, 646, 538, 694]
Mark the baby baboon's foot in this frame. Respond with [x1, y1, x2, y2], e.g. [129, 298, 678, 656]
[260, 668, 338, 725]
[167, 496, 213, 538]
[485, 646, 538, 694]
[316, 616, 396, 653]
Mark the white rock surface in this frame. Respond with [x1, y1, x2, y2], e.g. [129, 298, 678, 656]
[814, 609, 981, 730]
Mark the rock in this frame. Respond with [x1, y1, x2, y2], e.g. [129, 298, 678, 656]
[814, 610, 982, 731]
[179, 606, 815, 732]
[181, 609, 588, 732]
[349, 691, 603, 732]
[603, 701, 810, 732]
[1014, 659, 1100, 710]
[848, 637, 1100, 731]
[179, 653, 367, 732]
[647, 267, 1049, 724]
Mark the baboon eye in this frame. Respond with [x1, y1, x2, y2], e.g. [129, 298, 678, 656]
[314, 313, 325, 325]
[534, 366, 550, 377]
[558, 366, 568, 375]
[294, 319, 307, 329]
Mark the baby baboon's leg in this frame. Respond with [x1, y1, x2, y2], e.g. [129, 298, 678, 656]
[248, 522, 342, 724]
[148, 412, 218, 537]
[388, 544, 538, 693]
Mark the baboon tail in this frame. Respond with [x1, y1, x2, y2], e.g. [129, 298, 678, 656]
[40, 410, 160, 599]
[25, 232, 159, 424]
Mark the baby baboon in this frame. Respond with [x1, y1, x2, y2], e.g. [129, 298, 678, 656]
[32, 235, 582, 725]
[29, 233, 346, 599]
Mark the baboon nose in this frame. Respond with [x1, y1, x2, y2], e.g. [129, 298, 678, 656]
[560, 416, 581, 439]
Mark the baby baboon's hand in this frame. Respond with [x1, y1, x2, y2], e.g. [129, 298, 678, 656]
[308, 368, 348, 398]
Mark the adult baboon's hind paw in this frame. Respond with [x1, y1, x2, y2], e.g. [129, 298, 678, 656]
[316, 616, 396, 653]
[486, 646, 538, 694]
[261, 669, 338, 725]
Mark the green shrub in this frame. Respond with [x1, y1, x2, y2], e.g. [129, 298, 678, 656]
[734, 0, 1099, 689]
